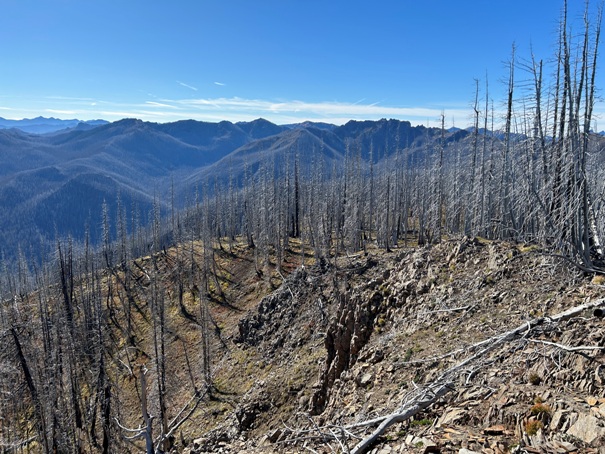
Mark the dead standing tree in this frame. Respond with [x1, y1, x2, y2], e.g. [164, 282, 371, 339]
[537, 0, 604, 270]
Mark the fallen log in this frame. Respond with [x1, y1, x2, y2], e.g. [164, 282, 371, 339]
[349, 297, 605, 454]
[349, 382, 453, 454]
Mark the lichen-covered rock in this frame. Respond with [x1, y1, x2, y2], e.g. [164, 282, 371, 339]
[567, 414, 605, 444]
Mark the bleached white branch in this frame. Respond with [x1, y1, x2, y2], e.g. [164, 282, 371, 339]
[156, 386, 209, 445]
[416, 305, 471, 315]
[113, 417, 146, 434]
[113, 417, 150, 441]
[347, 297, 605, 453]
[529, 339, 605, 352]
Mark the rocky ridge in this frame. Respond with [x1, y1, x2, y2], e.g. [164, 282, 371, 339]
[181, 238, 605, 454]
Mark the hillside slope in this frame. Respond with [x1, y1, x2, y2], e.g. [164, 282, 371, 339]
[141, 238, 605, 453]
[3, 235, 605, 453]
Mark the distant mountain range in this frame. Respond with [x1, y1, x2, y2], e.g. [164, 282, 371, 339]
[0, 117, 472, 262]
[0, 116, 109, 134]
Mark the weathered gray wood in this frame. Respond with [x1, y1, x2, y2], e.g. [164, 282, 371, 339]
[349, 297, 605, 454]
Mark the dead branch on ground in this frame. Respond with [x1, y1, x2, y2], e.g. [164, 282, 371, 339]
[278, 297, 605, 453]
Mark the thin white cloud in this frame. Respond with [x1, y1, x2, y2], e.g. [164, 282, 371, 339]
[146, 101, 178, 109]
[46, 109, 77, 115]
[177, 81, 198, 91]
[99, 110, 148, 119]
[166, 97, 472, 125]
[214, 82, 226, 86]
[45, 96, 97, 103]
[2, 94, 492, 127]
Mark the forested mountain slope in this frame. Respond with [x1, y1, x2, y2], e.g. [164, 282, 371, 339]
[0, 117, 467, 263]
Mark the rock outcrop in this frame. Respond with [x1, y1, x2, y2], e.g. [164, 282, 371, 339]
[183, 238, 605, 453]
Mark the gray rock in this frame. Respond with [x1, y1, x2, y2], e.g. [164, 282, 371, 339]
[567, 414, 605, 444]
[377, 447, 393, 454]
[359, 372, 374, 387]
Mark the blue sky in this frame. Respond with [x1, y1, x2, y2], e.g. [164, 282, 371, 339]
[0, 1, 602, 127]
